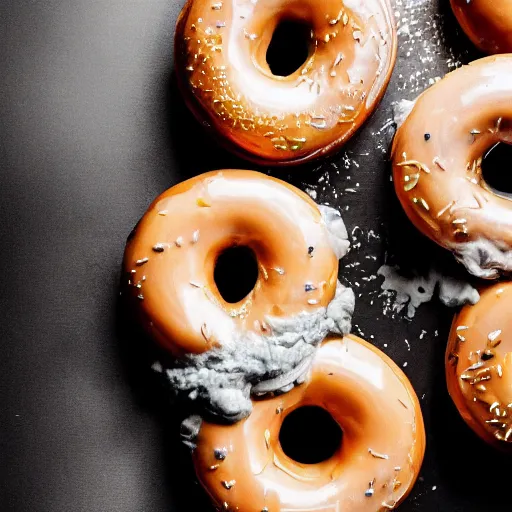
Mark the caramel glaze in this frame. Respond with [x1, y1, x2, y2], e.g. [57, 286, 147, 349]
[446, 282, 512, 449]
[193, 335, 425, 512]
[451, 0, 512, 55]
[122, 170, 339, 357]
[392, 55, 512, 278]
[174, 0, 397, 166]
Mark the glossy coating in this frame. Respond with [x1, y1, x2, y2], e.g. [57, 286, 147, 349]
[450, 0, 512, 55]
[446, 282, 512, 449]
[174, 0, 397, 165]
[122, 170, 339, 357]
[392, 55, 512, 276]
[193, 335, 426, 512]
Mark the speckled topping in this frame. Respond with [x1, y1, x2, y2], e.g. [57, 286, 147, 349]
[392, 55, 512, 279]
[446, 282, 512, 449]
[174, 0, 397, 165]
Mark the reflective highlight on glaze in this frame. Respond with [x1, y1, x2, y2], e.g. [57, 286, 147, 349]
[174, 0, 397, 165]
[446, 282, 512, 449]
[122, 170, 340, 357]
[450, 0, 512, 54]
[193, 336, 425, 512]
[392, 55, 512, 278]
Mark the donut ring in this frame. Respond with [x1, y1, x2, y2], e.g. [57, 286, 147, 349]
[187, 335, 425, 512]
[446, 282, 512, 449]
[174, 0, 397, 165]
[450, 0, 512, 55]
[392, 55, 512, 279]
[122, 170, 355, 422]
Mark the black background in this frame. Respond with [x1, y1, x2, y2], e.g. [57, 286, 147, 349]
[1, 0, 510, 511]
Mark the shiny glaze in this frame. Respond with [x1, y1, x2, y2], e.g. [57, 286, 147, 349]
[122, 170, 339, 357]
[451, 0, 512, 54]
[174, 0, 397, 165]
[193, 335, 425, 512]
[392, 55, 512, 273]
[446, 282, 512, 449]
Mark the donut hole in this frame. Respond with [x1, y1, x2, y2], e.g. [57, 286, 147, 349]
[266, 19, 312, 77]
[279, 406, 342, 464]
[214, 246, 259, 303]
[482, 142, 512, 196]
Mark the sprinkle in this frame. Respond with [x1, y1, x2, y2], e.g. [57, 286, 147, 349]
[261, 508, 269, 512]
[158, 210, 168, 216]
[497, 364, 503, 377]
[398, 398, 409, 409]
[398, 159, 431, 174]
[481, 351, 495, 361]
[137, 294, 144, 300]
[211, 1, 222, 9]
[192, 230, 200, 243]
[433, 157, 446, 171]
[216, 21, 226, 28]
[308, 246, 314, 257]
[432, 486, 437, 491]
[214, 448, 227, 460]
[196, 198, 211, 207]
[365, 488, 374, 497]
[490, 402, 500, 412]
[276, 406, 283, 414]
[424, 133, 431, 141]
[273, 267, 285, 275]
[368, 449, 389, 460]
[209, 464, 220, 471]
[305, 283, 316, 292]
[394, 466, 401, 471]
[175, 236, 184, 247]
[452, 218, 467, 225]
[189, 281, 201, 288]
[201, 323, 210, 342]
[136, 257, 149, 266]
[310, 118, 327, 130]
[457, 326, 468, 331]
[222, 480, 236, 490]
[223, 503, 229, 511]
[307, 299, 319, 305]
[333, 52, 344, 66]
[488, 330, 502, 343]
[152, 243, 165, 253]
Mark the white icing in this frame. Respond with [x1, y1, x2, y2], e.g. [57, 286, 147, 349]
[319, 204, 350, 259]
[167, 283, 355, 423]
[452, 238, 512, 279]
[378, 265, 479, 318]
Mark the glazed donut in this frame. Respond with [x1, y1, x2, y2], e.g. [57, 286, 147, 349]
[446, 282, 512, 449]
[186, 335, 425, 512]
[174, 0, 397, 165]
[450, 0, 512, 55]
[392, 55, 512, 279]
[123, 170, 355, 422]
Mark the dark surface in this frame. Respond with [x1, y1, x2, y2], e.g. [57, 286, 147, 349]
[0, 0, 509, 511]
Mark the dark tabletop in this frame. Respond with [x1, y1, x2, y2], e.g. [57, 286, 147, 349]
[1, 0, 509, 511]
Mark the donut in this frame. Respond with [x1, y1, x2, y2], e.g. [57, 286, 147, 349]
[184, 335, 425, 512]
[122, 170, 355, 422]
[391, 55, 512, 279]
[450, 0, 512, 55]
[446, 281, 512, 449]
[174, 0, 397, 165]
